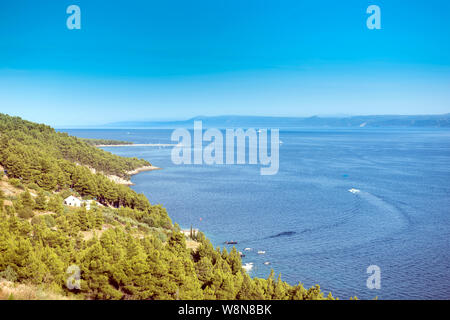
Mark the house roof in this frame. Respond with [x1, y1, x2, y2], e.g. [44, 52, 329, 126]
[64, 195, 81, 202]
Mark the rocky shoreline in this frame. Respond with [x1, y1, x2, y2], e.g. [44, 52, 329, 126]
[126, 165, 161, 176]
[83, 164, 161, 186]
[108, 165, 162, 186]
[96, 143, 179, 147]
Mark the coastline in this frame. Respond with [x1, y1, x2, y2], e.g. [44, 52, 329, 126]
[113, 165, 162, 186]
[96, 143, 179, 147]
[93, 144, 164, 185]
[85, 164, 162, 186]
[127, 165, 162, 176]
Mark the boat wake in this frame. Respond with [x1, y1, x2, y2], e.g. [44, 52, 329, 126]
[357, 190, 411, 225]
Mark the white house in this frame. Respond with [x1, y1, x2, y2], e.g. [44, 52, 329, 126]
[63, 196, 101, 211]
[64, 196, 82, 207]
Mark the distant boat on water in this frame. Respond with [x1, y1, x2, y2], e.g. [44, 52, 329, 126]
[225, 241, 238, 244]
[348, 188, 360, 194]
[242, 263, 253, 271]
[257, 250, 266, 254]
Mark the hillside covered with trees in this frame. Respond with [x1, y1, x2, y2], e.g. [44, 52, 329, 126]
[0, 113, 334, 300]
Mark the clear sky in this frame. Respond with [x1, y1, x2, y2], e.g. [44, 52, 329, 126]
[1, 0, 449, 126]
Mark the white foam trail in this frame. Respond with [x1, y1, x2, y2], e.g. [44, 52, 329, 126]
[356, 190, 409, 227]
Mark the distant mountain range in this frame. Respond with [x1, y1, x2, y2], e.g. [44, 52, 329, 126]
[104, 114, 450, 128]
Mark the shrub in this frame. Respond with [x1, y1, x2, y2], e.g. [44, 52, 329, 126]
[17, 206, 34, 219]
[0, 266, 18, 282]
[47, 195, 64, 214]
[42, 214, 56, 228]
[27, 183, 40, 191]
[5, 206, 15, 216]
[34, 191, 47, 211]
[157, 231, 168, 243]
[8, 178, 23, 189]
[31, 216, 42, 226]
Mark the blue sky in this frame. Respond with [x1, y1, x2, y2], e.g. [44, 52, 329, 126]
[0, 0, 449, 126]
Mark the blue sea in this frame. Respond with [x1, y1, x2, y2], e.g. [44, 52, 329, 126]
[62, 128, 450, 300]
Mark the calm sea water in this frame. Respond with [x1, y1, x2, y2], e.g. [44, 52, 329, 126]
[63, 128, 450, 299]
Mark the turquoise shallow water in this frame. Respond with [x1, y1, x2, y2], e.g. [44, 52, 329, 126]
[63, 128, 450, 299]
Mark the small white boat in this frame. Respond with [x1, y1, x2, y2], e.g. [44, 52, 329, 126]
[244, 248, 252, 251]
[257, 250, 266, 254]
[264, 262, 271, 265]
[242, 263, 253, 271]
[348, 188, 360, 194]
